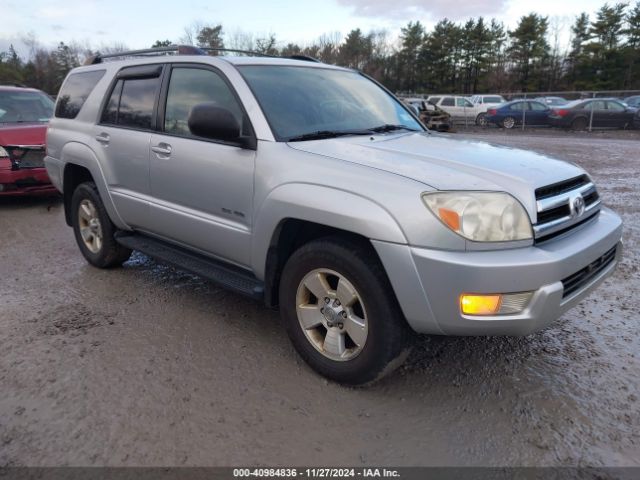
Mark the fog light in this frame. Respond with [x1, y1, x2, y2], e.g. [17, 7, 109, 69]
[460, 294, 502, 315]
[460, 292, 533, 316]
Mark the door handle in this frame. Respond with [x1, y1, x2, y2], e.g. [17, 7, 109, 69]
[151, 143, 172, 156]
[95, 133, 110, 144]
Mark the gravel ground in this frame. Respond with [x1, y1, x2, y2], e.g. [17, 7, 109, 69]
[0, 133, 638, 467]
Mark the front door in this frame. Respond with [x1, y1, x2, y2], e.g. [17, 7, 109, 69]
[147, 64, 256, 268]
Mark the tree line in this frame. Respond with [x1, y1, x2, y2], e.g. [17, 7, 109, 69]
[1, 1, 639, 96]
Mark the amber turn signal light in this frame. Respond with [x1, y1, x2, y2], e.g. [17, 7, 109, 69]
[460, 294, 502, 315]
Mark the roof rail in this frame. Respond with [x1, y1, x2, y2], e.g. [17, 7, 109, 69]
[85, 45, 323, 65]
[86, 45, 283, 65]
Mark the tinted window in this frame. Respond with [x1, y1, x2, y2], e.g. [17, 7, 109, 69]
[164, 68, 243, 137]
[441, 97, 455, 106]
[55, 70, 105, 119]
[607, 101, 625, 111]
[100, 79, 123, 124]
[118, 77, 159, 129]
[429, 97, 441, 104]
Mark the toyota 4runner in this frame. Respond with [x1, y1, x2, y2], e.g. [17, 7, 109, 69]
[45, 47, 623, 385]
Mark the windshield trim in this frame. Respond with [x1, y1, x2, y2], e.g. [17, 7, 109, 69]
[235, 64, 426, 142]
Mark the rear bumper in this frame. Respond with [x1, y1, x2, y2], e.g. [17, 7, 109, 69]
[373, 208, 623, 336]
[0, 165, 57, 196]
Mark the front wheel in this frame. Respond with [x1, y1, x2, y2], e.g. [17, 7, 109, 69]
[279, 237, 412, 385]
[71, 182, 132, 268]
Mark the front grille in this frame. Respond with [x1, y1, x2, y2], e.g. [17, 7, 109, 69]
[6, 145, 46, 170]
[562, 246, 617, 298]
[534, 175, 601, 243]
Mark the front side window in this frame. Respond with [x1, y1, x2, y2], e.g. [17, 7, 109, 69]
[55, 70, 105, 119]
[456, 98, 473, 108]
[239, 66, 422, 140]
[0, 90, 54, 123]
[164, 67, 244, 137]
[101, 76, 159, 129]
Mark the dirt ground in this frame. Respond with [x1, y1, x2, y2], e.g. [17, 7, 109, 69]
[0, 132, 638, 467]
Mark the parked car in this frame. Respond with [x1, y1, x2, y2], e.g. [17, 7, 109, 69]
[427, 95, 479, 124]
[536, 96, 568, 106]
[548, 98, 638, 130]
[485, 100, 552, 129]
[622, 95, 640, 108]
[469, 95, 506, 125]
[46, 47, 622, 385]
[0, 85, 57, 196]
[403, 98, 451, 132]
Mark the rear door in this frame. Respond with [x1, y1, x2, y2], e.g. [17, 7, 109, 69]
[147, 63, 256, 267]
[94, 64, 164, 229]
[582, 100, 608, 127]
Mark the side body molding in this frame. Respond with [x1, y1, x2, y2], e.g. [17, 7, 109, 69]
[251, 183, 408, 279]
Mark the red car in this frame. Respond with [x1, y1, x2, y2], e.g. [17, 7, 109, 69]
[0, 85, 58, 196]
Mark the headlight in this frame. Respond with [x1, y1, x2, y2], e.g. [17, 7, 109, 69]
[423, 191, 532, 242]
[0, 146, 9, 158]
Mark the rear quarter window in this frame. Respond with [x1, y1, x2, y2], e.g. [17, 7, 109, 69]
[55, 70, 105, 119]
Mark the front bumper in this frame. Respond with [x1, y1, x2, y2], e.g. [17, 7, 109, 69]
[373, 207, 623, 335]
[0, 164, 58, 196]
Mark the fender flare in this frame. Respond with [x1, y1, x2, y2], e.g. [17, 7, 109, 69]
[60, 141, 128, 230]
[251, 183, 407, 278]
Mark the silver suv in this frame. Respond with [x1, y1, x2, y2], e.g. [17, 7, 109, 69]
[45, 48, 623, 385]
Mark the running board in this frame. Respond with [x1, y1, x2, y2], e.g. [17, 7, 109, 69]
[115, 232, 264, 300]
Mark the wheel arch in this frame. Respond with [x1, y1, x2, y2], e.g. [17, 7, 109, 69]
[60, 142, 127, 229]
[252, 184, 408, 308]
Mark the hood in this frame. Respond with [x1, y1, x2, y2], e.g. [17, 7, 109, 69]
[287, 132, 585, 218]
[0, 123, 47, 146]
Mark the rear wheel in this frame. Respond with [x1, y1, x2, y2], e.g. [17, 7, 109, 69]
[71, 182, 132, 268]
[502, 116, 516, 129]
[475, 113, 487, 126]
[571, 117, 588, 131]
[279, 237, 412, 385]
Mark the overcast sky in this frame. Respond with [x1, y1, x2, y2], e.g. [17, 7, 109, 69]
[1, 0, 608, 55]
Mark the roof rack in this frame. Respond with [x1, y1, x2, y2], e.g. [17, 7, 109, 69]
[86, 45, 320, 65]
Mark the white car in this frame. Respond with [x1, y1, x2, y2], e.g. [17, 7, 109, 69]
[428, 95, 504, 125]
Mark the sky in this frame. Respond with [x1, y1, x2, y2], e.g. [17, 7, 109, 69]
[0, 0, 609, 56]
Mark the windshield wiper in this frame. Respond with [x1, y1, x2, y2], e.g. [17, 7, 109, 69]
[368, 124, 421, 133]
[287, 129, 372, 142]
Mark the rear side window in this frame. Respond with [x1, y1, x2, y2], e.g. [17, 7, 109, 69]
[509, 102, 527, 111]
[428, 97, 441, 104]
[101, 76, 160, 130]
[55, 70, 105, 119]
[441, 97, 454, 106]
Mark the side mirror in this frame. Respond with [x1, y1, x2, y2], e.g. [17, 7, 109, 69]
[188, 103, 256, 149]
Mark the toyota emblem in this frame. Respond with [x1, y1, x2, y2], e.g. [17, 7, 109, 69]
[571, 195, 586, 218]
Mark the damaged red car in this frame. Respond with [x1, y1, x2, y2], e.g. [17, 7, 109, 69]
[0, 85, 57, 196]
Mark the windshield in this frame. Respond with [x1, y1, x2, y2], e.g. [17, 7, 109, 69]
[238, 66, 423, 141]
[0, 90, 54, 123]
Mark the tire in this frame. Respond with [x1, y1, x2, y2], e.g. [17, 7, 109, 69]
[502, 116, 516, 129]
[279, 237, 412, 385]
[71, 182, 132, 268]
[571, 117, 588, 131]
[475, 113, 487, 126]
